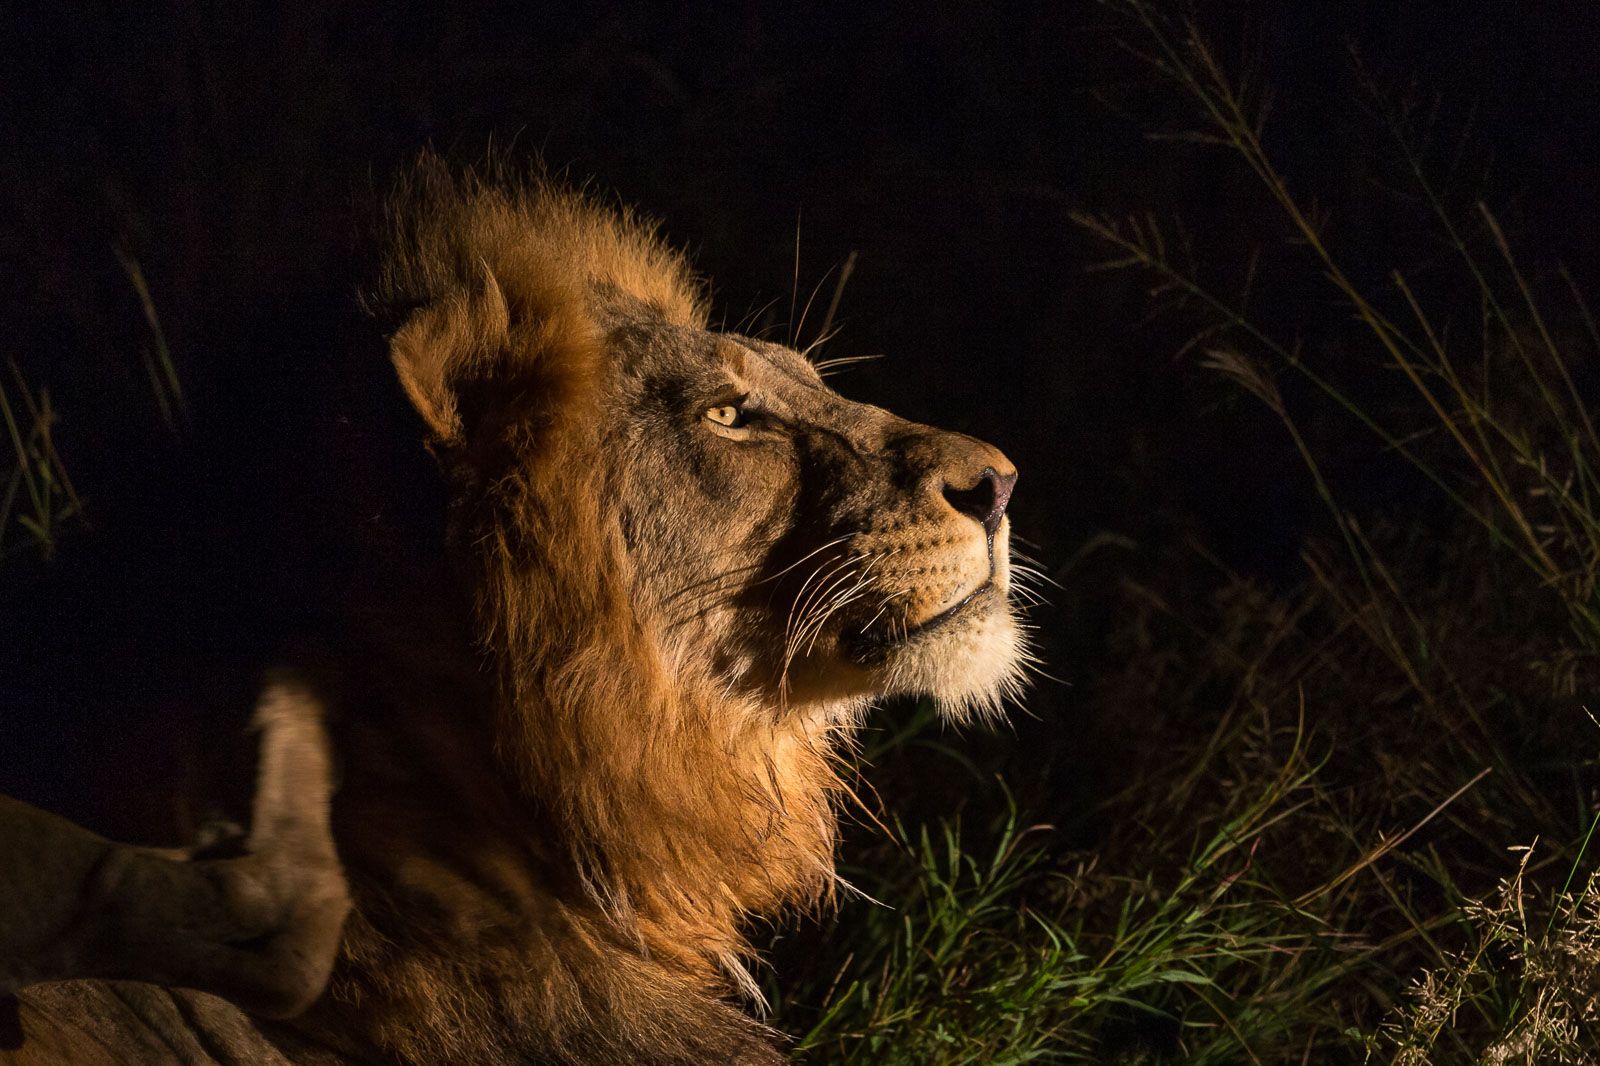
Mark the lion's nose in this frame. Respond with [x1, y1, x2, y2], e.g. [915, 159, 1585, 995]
[943, 467, 1016, 538]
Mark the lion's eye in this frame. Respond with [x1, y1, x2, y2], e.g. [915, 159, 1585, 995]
[705, 404, 746, 428]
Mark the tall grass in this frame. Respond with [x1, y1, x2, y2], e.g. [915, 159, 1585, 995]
[0, 360, 83, 561]
[782, 6, 1600, 1062]
[1075, 4, 1600, 1060]
[114, 246, 187, 433]
[1, 248, 184, 562]
[1076, 3, 1600, 674]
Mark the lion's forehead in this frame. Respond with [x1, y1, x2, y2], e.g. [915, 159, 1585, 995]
[696, 335, 834, 410]
[615, 324, 874, 426]
[722, 335, 827, 388]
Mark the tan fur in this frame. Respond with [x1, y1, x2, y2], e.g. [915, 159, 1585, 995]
[2, 157, 1025, 1066]
[291, 156, 1027, 1065]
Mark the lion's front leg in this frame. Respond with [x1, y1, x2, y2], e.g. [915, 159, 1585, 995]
[0, 674, 350, 1018]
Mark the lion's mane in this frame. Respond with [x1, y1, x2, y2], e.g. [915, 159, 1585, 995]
[313, 162, 849, 1065]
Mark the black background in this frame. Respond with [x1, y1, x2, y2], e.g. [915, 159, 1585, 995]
[2, 0, 1598, 842]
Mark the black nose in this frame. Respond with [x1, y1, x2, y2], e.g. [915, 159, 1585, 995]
[944, 467, 1016, 538]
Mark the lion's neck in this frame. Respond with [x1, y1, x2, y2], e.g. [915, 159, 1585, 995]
[498, 676, 850, 945]
[304, 644, 838, 1064]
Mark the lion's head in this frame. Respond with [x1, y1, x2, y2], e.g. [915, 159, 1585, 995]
[603, 322, 1025, 719]
[384, 167, 1024, 724]
[341, 158, 1027, 1062]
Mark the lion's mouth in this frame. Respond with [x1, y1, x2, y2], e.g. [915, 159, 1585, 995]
[845, 580, 997, 658]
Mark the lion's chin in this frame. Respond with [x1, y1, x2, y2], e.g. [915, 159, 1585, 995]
[842, 586, 1027, 723]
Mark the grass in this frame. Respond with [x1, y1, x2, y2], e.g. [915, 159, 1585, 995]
[773, 4, 1600, 1062]
[114, 246, 186, 434]
[0, 359, 83, 561]
[1, 248, 181, 561]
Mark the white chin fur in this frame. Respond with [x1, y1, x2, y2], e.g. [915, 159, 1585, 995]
[874, 599, 1027, 723]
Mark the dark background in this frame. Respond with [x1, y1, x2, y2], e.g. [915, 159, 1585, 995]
[2, 0, 1598, 840]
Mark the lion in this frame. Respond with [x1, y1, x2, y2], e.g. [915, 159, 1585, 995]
[1, 157, 1025, 1065]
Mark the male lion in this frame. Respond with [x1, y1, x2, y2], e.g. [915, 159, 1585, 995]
[1, 158, 1025, 1064]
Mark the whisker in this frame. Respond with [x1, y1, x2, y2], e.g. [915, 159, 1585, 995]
[788, 553, 864, 633]
[1007, 558, 1062, 590]
[732, 296, 784, 338]
[1008, 585, 1049, 609]
[781, 552, 868, 682]
[793, 261, 839, 348]
[665, 535, 864, 635]
[664, 563, 763, 605]
[755, 534, 855, 588]
[800, 548, 899, 646]
[783, 548, 898, 685]
[860, 588, 908, 635]
[799, 325, 847, 361]
[786, 555, 869, 660]
[799, 554, 890, 655]
[811, 353, 882, 376]
[802, 583, 875, 655]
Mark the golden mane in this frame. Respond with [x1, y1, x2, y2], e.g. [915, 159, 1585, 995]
[328, 159, 851, 1060]
[0, 156, 1022, 1066]
[377, 160, 708, 445]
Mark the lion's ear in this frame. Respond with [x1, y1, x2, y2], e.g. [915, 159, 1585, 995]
[389, 262, 512, 445]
